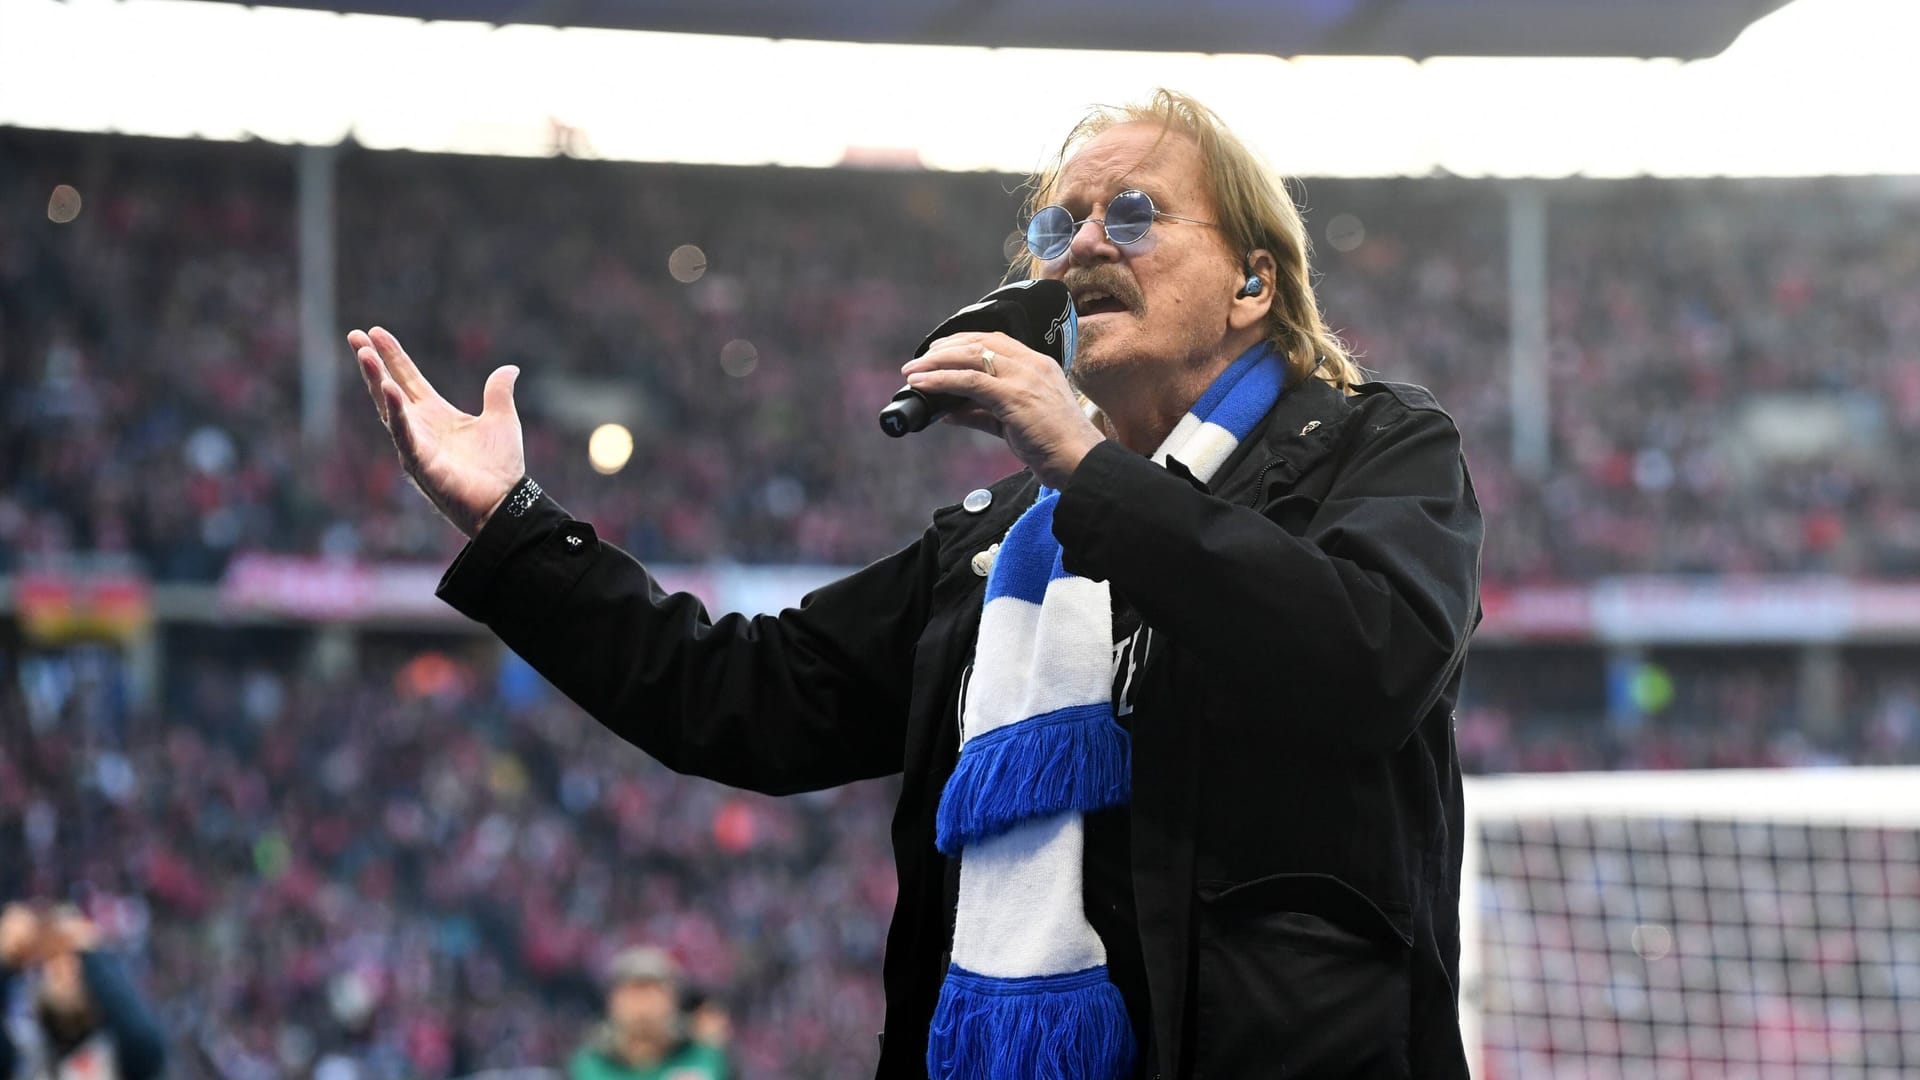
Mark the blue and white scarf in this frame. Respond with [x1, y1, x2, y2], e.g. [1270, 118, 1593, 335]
[927, 343, 1287, 1080]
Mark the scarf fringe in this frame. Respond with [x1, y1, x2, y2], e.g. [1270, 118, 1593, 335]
[934, 703, 1130, 855]
[926, 965, 1137, 1080]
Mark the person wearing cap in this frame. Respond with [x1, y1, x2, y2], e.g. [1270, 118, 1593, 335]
[356, 86, 1481, 1079]
[0, 904, 167, 1080]
[567, 947, 727, 1080]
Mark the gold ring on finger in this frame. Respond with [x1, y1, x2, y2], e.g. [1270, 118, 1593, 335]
[981, 348, 997, 377]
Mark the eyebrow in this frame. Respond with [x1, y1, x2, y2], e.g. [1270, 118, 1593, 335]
[1051, 177, 1166, 214]
[1050, 151, 1157, 202]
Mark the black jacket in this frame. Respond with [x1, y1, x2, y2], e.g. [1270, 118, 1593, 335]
[439, 377, 1484, 1079]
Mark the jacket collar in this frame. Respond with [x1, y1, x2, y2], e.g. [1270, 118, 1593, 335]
[1206, 373, 1359, 506]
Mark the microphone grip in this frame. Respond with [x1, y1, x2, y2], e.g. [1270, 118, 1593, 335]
[879, 385, 968, 438]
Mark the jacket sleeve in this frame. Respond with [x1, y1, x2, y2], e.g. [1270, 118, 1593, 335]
[79, 951, 167, 1080]
[1052, 404, 1481, 758]
[437, 481, 936, 795]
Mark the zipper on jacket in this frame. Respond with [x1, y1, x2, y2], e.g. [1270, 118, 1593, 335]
[1248, 457, 1290, 507]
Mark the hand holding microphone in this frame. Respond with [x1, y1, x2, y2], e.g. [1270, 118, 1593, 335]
[887, 279, 1107, 489]
[879, 279, 1079, 436]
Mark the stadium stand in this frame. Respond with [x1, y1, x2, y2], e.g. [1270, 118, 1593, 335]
[8, 131, 1920, 580]
[5, 128, 1919, 1078]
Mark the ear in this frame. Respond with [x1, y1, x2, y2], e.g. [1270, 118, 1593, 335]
[1228, 248, 1279, 332]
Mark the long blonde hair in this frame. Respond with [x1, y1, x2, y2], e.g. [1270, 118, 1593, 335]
[1012, 89, 1363, 392]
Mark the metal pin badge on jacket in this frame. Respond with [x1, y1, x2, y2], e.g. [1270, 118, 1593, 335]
[970, 543, 1000, 577]
[1300, 420, 1322, 436]
[963, 488, 992, 513]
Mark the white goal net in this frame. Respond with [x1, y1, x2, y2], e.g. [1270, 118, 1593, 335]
[1461, 768, 1920, 1079]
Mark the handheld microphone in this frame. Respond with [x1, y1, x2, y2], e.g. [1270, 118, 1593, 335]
[879, 278, 1078, 438]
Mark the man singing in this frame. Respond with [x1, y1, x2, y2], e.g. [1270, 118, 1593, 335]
[350, 89, 1482, 1079]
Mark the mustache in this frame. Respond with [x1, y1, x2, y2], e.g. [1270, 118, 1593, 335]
[1062, 267, 1143, 313]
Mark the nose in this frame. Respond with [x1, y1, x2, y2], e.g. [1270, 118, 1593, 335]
[1066, 214, 1120, 267]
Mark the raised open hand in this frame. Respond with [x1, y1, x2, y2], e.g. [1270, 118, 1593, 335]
[0, 903, 38, 967]
[349, 326, 525, 538]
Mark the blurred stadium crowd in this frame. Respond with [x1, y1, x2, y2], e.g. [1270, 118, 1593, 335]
[3, 634, 890, 1078]
[7, 130, 1920, 580]
[3, 128, 1919, 1077]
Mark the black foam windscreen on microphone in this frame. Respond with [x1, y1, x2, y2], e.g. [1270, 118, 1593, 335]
[879, 278, 1078, 438]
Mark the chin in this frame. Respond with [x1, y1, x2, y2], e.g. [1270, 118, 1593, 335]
[1069, 330, 1147, 384]
[1066, 346, 1115, 393]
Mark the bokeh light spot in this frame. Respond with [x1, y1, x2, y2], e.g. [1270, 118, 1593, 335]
[668, 243, 707, 283]
[47, 184, 82, 224]
[1325, 212, 1366, 253]
[1631, 924, 1674, 960]
[588, 423, 634, 475]
[720, 339, 759, 377]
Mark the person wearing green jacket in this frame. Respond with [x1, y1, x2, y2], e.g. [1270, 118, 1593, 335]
[567, 947, 727, 1080]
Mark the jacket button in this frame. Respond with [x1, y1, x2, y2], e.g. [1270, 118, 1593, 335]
[560, 522, 595, 554]
[962, 488, 993, 513]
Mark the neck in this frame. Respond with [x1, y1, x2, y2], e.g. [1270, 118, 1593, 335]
[1084, 336, 1265, 455]
[1095, 385, 1200, 455]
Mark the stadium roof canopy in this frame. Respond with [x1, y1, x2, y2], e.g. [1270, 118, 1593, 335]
[187, 0, 1795, 59]
[3, 0, 1917, 177]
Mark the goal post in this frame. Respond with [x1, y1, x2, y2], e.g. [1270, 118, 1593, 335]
[1461, 768, 1920, 1078]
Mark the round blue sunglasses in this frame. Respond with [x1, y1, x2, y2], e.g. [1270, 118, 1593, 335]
[1025, 189, 1213, 262]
